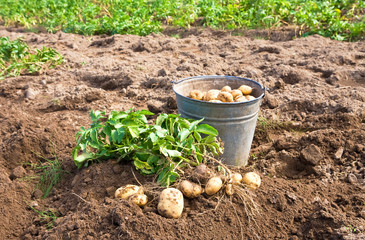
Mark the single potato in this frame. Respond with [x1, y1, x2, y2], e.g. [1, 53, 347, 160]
[189, 90, 204, 100]
[239, 85, 253, 95]
[221, 86, 232, 92]
[178, 180, 202, 198]
[235, 96, 247, 102]
[230, 89, 243, 99]
[225, 184, 234, 196]
[205, 89, 220, 101]
[245, 95, 256, 101]
[242, 172, 261, 190]
[158, 188, 184, 218]
[231, 173, 243, 185]
[115, 185, 144, 199]
[217, 91, 234, 102]
[205, 177, 223, 195]
[129, 194, 148, 207]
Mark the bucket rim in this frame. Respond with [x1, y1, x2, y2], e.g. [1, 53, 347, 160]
[172, 75, 266, 104]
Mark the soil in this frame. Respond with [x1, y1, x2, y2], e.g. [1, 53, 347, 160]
[0, 26, 364, 240]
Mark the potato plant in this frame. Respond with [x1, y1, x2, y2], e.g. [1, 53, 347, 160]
[0, 37, 64, 80]
[72, 109, 223, 186]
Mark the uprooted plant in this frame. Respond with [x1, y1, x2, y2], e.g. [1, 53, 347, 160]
[72, 109, 223, 186]
[0, 37, 64, 80]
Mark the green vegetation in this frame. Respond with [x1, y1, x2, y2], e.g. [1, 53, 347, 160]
[30, 206, 60, 229]
[30, 150, 67, 198]
[0, 37, 64, 80]
[73, 109, 223, 186]
[256, 116, 291, 133]
[0, 0, 364, 40]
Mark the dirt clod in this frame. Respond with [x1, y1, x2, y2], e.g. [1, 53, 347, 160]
[32, 189, 44, 199]
[300, 144, 323, 166]
[10, 166, 27, 180]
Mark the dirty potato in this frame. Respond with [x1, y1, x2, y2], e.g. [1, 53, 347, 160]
[178, 180, 202, 198]
[189, 90, 204, 100]
[242, 172, 261, 190]
[115, 185, 144, 199]
[245, 95, 256, 101]
[217, 91, 234, 102]
[230, 89, 243, 99]
[230, 173, 243, 185]
[157, 188, 184, 218]
[235, 96, 247, 102]
[129, 194, 148, 207]
[205, 89, 220, 101]
[238, 85, 253, 95]
[225, 184, 234, 196]
[221, 85, 232, 92]
[205, 177, 223, 195]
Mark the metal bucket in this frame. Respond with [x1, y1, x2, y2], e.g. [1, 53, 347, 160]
[172, 75, 266, 166]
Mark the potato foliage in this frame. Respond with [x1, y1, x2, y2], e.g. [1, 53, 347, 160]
[72, 109, 223, 186]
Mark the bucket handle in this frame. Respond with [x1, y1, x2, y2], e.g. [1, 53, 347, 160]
[171, 77, 187, 85]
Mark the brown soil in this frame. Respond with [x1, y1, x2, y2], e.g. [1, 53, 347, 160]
[0, 26, 364, 240]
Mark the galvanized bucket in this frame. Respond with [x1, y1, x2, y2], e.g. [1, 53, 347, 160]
[172, 75, 266, 166]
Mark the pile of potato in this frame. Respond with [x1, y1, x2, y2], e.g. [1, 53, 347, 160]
[188, 84, 256, 103]
[114, 167, 261, 219]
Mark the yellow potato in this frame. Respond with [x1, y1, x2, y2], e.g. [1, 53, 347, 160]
[205, 177, 223, 195]
[235, 96, 247, 102]
[245, 95, 256, 101]
[230, 89, 243, 99]
[225, 184, 234, 196]
[205, 89, 220, 101]
[221, 86, 232, 92]
[129, 194, 148, 207]
[178, 180, 202, 198]
[242, 172, 261, 190]
[238, 85, 253, 95]
[158, 188, 184, 218]
[217, 91, 234, 102]
[231, 173, 243, 185]
[115, 185, 144, 199]
[189, 90, 204, 100]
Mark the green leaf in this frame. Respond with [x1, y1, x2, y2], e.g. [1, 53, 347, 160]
[90, 129, 98, 143]
[128, 126, 139, 138]
[73, 152, 94, 168]
[178, 129, 191, 142]
[133, 159, 153, 174]
[138, 109, 154, 116]
[165, 135, 175, 142]
[149, 132, 158, 143]
[193, 130, 202, 142]
[156, 113, 168, 126]
[113, 112, 128, 120]
[208, 144, 218, 155]
[189, 118, 204, 131]
[197, 124, 218, 136]
[203, 135, 216, 144]
[116, 128, 125, 143]
[166, 149, 181, 157]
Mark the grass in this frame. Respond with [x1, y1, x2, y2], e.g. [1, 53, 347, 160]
[0, 0, 364, 41]
[30, 206, 60, 229]
[29, 148, 67, 199]
[0, 37, 64, 80]
[256, 115, 292, 133]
